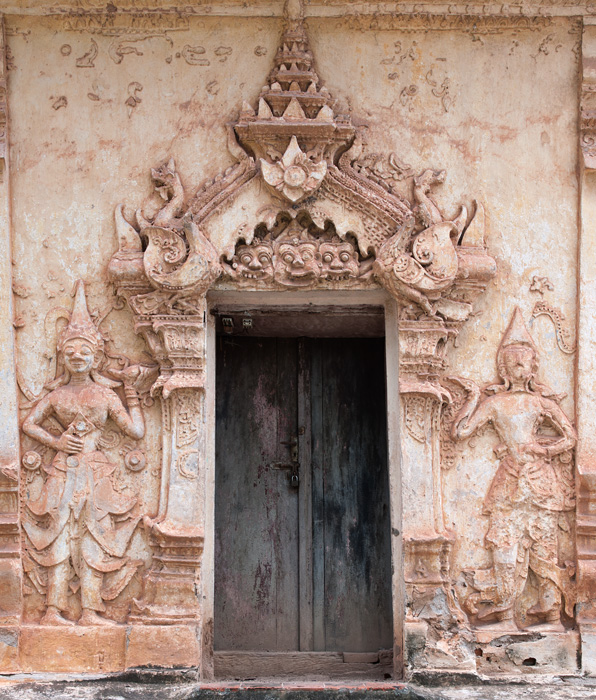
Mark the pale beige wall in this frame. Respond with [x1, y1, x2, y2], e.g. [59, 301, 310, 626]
[7, 12, 580, 605]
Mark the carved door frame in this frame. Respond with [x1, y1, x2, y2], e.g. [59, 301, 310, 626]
[203, 288, 404, 676]
[104, 2, 496, 678]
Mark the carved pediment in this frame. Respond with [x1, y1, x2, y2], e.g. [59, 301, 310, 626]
[108, 0, 496, 327]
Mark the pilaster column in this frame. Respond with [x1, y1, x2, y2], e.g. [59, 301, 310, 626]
[129, 300, 208, 625]
[377, 207, 495, 672]
[576, 18, 596, 674]
[398, 320, 455, 612]
[108, 180, 220, 673]
[0, 16, 21, 644]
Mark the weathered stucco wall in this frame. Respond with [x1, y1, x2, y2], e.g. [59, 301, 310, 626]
[1, 0, 594, 680]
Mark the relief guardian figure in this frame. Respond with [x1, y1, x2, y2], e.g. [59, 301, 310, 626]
[451, 308, 576, 629]
[22, 281, 146, 626]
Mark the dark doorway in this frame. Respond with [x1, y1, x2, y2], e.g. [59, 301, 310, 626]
[214, 331, 392, 676]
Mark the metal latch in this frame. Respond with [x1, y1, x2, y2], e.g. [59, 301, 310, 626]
[270, 461, 300, 487]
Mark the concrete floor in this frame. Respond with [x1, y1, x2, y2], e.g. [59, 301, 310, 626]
[1, 677, 596, 700]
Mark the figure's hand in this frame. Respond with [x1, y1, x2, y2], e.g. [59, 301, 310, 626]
[109, 364, 158, 392]
[54, 433, 84, 454]
[110, 365, 142, 388]
[517, 443, 547, 463]
[447, 376, 480, 395]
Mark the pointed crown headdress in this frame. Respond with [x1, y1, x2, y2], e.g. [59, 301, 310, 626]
[487, 307, 562, 400]
[58, 280, 104, 353]
[498, 307, 537, 355]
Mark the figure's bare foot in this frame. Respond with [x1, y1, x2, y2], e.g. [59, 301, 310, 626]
[526, 607, 564, 632]
[41, 606, 74, 626]
[477, 603, 513, 621]
[79, 609, 118, 626]
[527, 602, 558, 617]
[476, 604, 518, 631]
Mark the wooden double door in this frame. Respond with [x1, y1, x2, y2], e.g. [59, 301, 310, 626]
[214, 336, 392, 658]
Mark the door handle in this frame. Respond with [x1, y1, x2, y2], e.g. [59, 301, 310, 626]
[270, 461, 300, 487]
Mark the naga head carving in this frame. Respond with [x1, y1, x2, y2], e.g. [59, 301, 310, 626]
[144, 220, 221, 294]
[151, 157, 180, 201]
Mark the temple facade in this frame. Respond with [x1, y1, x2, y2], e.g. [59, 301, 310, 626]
[1, 0, 596, 681]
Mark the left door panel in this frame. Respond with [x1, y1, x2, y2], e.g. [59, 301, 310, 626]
[215, 337, 300, 651]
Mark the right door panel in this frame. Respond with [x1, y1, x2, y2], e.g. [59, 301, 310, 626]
[309, 337, 393, 653]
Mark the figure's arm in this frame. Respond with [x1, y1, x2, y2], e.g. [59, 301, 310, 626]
[539, 398, 577, 457]
[451, 379, 492, 441]
[108, 387, 145, 440]
[22, 395, 83, 454]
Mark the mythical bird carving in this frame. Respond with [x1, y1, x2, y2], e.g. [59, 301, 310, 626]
[112, 161, 221, 300]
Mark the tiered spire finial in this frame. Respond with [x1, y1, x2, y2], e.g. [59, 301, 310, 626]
[234, 0, 354, 201]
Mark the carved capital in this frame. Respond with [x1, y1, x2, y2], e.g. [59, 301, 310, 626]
[135, 308, 207, 399]
[398, 320, 455, 380]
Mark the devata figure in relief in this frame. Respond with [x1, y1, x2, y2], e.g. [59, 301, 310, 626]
[22, 281, 145, 626]
[451, 308, 576, 629]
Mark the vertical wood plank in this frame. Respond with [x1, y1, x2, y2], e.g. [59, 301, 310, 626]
[298, 339, 313, 651]
[274, 339, 301, 648]
[310, 340, 326, 652]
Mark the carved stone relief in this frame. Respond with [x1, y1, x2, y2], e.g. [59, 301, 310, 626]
[20, 281, 155, 625]
[451, 308, 576, 630]
[2, 0, 586, 679]
[222, 215, 373, 288]
[101, 4, 498, 669]
[582, 51, 596, 170]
